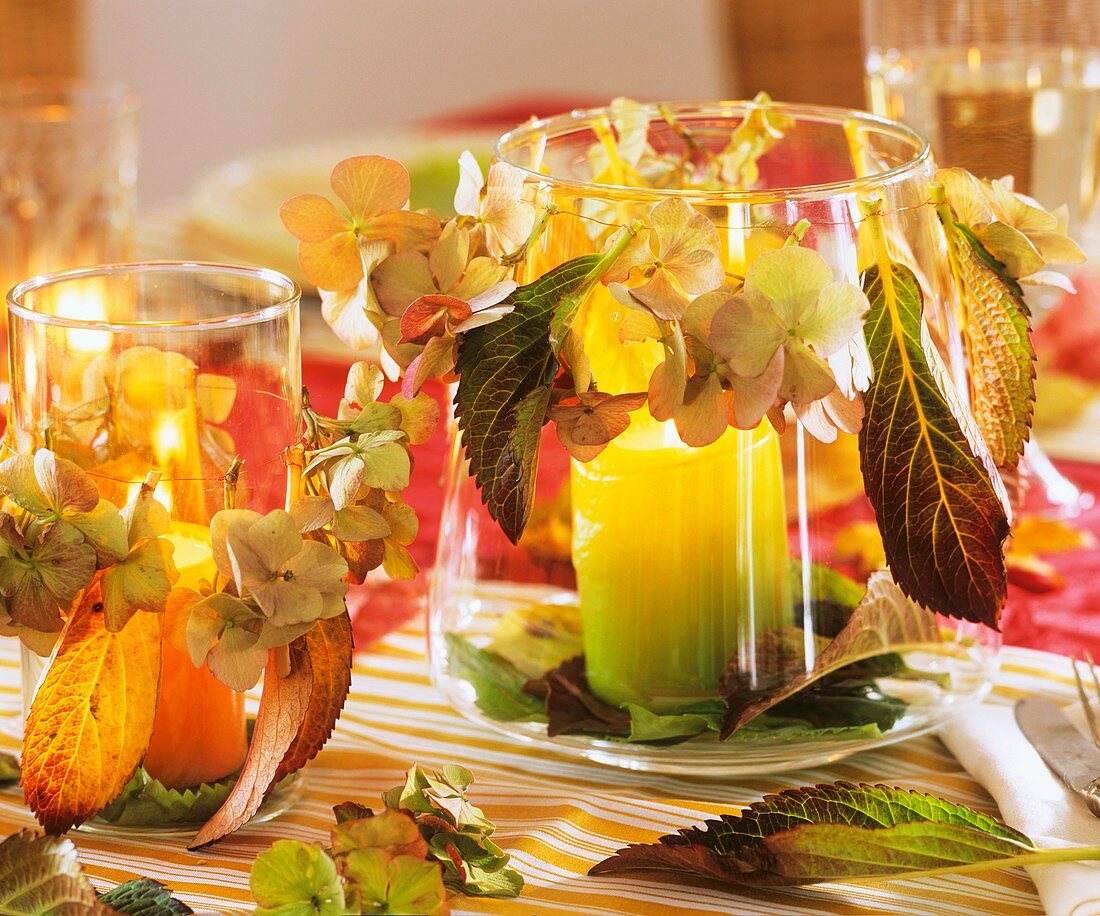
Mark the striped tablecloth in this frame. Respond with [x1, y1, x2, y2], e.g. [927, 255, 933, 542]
[0, 629, 1081, 915]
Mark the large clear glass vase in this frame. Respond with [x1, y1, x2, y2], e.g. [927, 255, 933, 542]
[428, 101, 1000, 775]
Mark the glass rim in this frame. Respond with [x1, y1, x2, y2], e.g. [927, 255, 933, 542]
[0, 76, 140, 122]
[7, 261, 301, 333]
[495, 99, 932, 201]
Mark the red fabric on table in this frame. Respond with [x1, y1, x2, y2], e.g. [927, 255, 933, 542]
[306, 355, 1100, 657]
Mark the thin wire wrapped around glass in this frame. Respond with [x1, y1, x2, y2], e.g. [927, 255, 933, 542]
[428, 102, 1000, 775]
[8, 262, 301, 811]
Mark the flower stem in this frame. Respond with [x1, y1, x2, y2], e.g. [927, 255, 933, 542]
[284, 444, 305, 512]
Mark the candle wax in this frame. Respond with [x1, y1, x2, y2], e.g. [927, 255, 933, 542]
[572, 419, 792, 712]
[569, 282, 792, 712]
[142, 522, 248, 789]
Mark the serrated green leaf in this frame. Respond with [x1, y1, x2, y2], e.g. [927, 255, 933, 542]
[590, 782, 1100, 886]
[250, 840, 345, 916]
[98, 878, 193, 915]
[0, 830, 110, 915]
[860, 255, 1008, 625]
[444, 632, 545, 722]
[946, 222, 1035, 470]
[454, 255, 598, 543]
[721, 572, 939, 737]
[97, 768, 235, 827]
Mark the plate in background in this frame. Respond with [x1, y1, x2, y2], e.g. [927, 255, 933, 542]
[184, 130, 496, 290]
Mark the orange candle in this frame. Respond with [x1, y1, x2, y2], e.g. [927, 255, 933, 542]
[143, 523, 248, 789]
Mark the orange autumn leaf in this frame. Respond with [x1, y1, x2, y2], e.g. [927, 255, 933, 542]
[280, 156, 440, 291]
[274, 612, 353, 783]
[189, 641, 312, 849]
[22, 577, 161, 833]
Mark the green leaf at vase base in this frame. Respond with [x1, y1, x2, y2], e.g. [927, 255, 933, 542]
[444, 632, 545, 723]
[97, 769, 235, 827]
[590, 782, 1100, 887]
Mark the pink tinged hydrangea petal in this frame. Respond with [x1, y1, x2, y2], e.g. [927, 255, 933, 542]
[35, 449, 99, 514]
[360, 210, 440, 252]
[649, 198, 724, 294]
[726, 348, 784, 429]
[331, 155, 412, 218]
[1028, 230, 1085, 266]
[779, 340, 837, 404]
[400, 295, 467, 343]
[648, 330, 688, 421]
[743, 245, 832, 325]
[451, 257, 511, 301]
[937, 167, 996, 227]
[1019, 270, 1076, 293]
[630, 270, 692, 321]
[795, 281, 869, 357]
[793, 398, 839, 443]
[451, 303, 514, 335]
[290, 495, 336, 533]
[373, 250, 436, 315]
[976, 222, 1045, 278]
[674, 373, 730, 447]
[288, 540, 349, 595]
[252, 578, 323, 627]
[279, 194, 349, 243]
[682, 291, 729, 341]
[229, 509, 303, 587]
[403, 335, 458, 397]
[465, 279, 516, 311]
[429, 221, 470, 292]
[344, 362, 385, 406]
[710, 294, 786, 378]
[453, 150, 484, 217]
[210, 509, 262, 580]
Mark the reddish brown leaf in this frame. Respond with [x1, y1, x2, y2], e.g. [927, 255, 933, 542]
[22, 577, 161, 834]
[189, 642, 312, 849]
[524, 656, 630, 738]
[274, 612, 353, 783]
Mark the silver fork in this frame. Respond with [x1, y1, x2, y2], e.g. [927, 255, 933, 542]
[1073, 651, 1100, 749]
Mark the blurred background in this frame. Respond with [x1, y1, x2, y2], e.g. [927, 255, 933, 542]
[1, 0, 864, 205]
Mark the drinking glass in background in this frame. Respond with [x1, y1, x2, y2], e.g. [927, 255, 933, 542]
[0, 79, 140, 391]
[862, 0, 1100, 512]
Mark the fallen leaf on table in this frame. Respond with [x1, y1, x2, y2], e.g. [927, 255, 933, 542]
[590, 782, 1100, 887]
[0, 830, 109, 914]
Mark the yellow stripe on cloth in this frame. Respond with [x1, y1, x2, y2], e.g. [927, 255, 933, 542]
[0, 635, 1066, 915]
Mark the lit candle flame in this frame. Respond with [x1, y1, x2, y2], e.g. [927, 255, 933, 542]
[967, 46, 982, 73]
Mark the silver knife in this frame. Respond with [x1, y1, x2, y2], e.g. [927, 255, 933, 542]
[1015, 697, 1100, 817]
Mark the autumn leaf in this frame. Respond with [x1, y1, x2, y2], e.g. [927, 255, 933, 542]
[274, 612, 353, 783]
[22, 578, 162, 833]
[525, 656, 631, 738]
[0, 830, 113, 915]
[939, 207, 1035, 470]
[590, 782, 1100, 887]
[720, 572, 940, 738]
[189, 642, 313, 848]
[98, 878, 193, 914]
[859, 239, 1009, 626]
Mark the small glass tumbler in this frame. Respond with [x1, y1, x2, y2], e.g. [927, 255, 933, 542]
[0, 78, 140, 388]
[8, 262, 301, 823]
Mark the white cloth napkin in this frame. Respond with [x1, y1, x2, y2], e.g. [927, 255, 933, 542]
[940, 703, 1100, 916]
